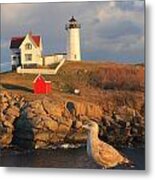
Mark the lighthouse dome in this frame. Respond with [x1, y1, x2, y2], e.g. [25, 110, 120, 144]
[65, 16, 81, 29]
[69, 16, 77, 22]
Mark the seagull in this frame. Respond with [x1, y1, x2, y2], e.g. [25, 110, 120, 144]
[83, 120, 130, 169]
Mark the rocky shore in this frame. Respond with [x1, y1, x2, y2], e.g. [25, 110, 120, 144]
[0, 91, 144, 149]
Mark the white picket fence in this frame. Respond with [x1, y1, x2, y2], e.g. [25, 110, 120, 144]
[17, 59, 65, 75]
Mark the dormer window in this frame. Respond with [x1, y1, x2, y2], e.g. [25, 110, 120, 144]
[25, 43, 32, 50]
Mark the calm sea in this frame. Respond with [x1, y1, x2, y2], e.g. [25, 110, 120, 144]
[0, 146, 145, 170]
[0, 63, 11, 73]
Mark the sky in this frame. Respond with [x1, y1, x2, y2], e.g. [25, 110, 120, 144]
[0, 1, 145, 71]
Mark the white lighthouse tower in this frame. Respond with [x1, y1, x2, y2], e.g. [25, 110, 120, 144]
[65, 16, 81, 61]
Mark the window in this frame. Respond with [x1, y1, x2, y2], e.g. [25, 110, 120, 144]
[13, 56, 17, 60]
[12, 55, 19, 61]
[25, 54, 32, 61]
[25, 43, 32, 50]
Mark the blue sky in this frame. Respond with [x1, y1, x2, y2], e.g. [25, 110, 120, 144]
[1, 1, 144, 71]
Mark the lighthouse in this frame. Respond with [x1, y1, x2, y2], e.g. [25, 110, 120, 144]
[65, 16, 81, 61]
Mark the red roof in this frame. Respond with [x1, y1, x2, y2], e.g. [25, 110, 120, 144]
[33, 74, 45, 83]
[10, 37, 25, 49]
[33, 74, 51, 83]
[31, 36, 40, 47]
[10, 34, 40, 49]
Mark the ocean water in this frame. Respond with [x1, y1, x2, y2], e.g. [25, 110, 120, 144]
[0, 146, 145, 170]
[0, 63, 11, 73]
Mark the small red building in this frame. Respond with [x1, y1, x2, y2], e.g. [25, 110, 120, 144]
[33, 74, 52, 94]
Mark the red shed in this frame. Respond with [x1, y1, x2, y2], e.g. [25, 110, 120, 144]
[33, 74, 52, 94]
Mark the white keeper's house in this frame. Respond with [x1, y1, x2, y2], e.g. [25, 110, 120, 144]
[10, 16, 81, 72]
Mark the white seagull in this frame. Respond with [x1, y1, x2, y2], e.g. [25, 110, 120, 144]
[83, 120, 130, 169]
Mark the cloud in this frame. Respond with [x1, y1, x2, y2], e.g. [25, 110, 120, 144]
[78, 1, 144, 60]
[1, 3, 40, 24]
[96, 1, 144, 26]
[97, 20, 142, 39]
[116, 0, 144, 12]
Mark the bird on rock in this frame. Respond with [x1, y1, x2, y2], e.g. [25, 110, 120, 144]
[83, 120, 130, 169]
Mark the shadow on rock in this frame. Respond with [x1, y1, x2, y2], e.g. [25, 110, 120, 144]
[12, 112, 35, 149]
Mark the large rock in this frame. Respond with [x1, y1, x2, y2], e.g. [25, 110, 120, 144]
[57, 123, 70, 135]
[30, 116, 42, 129]
[44, 119, 58, 131]
[0, 92, 24, 148]
[30, 102, 46, 115]
[11, 98, 74, 148]
[3, 120, 14, 129]
[71, 101, 103, 119]
[42, 98, 64, 116]
[66, 129, 87, 143]
[0, 102, 9, 112]
[0, 91, 145, 149]
[74, 120, 83, 129]
[3, 114, 16, 124]
[34, 131, 50, 142]
[5, 106, 20, 117]
[0, 133, 13, 147]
